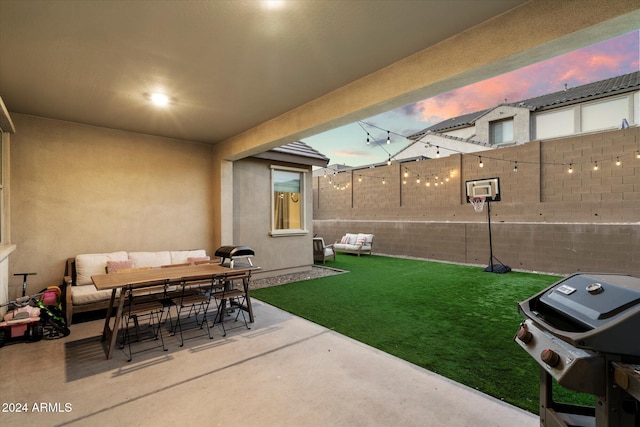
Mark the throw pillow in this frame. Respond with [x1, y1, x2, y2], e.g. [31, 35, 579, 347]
[106, 260, 135, 274]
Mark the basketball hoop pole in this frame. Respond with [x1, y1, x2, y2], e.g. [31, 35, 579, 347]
[486, 200, 495, 272]
[465, 177, 510, 273]
[483, 200, 510, 274]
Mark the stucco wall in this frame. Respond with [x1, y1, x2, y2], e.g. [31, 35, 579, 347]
[313, 128, 640, 276]
[233, 158, 313, 278]
[10, 114, 215, 295]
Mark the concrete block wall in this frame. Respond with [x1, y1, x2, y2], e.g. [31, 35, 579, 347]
[313, 128, 640, 276]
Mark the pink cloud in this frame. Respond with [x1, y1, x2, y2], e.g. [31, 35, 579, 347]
[334, 149, 370, 158]
[413, 31, 638, 123]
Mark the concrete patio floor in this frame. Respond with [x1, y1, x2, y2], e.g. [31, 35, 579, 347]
[0, 300, 538, 426]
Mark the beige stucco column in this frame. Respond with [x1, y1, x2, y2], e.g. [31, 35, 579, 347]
[210, 0, 640, 248]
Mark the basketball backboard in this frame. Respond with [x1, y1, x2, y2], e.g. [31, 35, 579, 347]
[465, 177, 500, 202]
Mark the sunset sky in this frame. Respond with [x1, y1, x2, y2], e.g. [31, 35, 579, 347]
[304, 30, 639, 167]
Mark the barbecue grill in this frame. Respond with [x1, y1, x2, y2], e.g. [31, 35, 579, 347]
[515, 273, 640, 427]
[215, 246, 254, 269]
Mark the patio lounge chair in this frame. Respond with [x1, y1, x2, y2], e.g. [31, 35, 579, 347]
[313, 237, 336, 264]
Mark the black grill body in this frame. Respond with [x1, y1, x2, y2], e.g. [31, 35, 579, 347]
[215, 246, 254, 268]
[515, 273, 640, 427]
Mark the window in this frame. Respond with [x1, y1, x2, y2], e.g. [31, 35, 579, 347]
[490, 119, 514, 144]
[535, 108, 574, 139]
[271, 166, 306, 235]
[581, 96, 628, 132]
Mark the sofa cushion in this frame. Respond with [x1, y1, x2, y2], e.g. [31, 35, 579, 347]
[345, 233, 358, 245]
[128, 251, 172, 268]
[71, 284, 119, 305]
[187, 255, 210, 264]
[334, 243, 362, 251]
[170, 249, 207, 265]
[357, 233, 374, 245]
[76, 251, 129, 286]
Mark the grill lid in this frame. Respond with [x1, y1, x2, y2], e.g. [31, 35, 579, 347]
[518, 273, 640, 356]
[539, 274, 640, 329]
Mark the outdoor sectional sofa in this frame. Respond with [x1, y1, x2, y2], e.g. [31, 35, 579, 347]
[333, 233, 374, 256]
[63, 249, 209, 325]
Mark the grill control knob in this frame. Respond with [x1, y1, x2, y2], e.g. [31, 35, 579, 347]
[541, 349, 560, 367]
[516, 327, 533, 344]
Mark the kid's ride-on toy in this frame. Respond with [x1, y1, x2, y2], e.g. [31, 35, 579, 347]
[0, 273, 70, 348]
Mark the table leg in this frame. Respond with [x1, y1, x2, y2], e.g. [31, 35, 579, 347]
[101, 288, 117, 342]
[105, 287, 126, 360]
[243, 277, 254, 323]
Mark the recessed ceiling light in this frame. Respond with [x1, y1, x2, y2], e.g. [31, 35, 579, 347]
[262, 0, 285, 10]
[150, 93, 169, 107]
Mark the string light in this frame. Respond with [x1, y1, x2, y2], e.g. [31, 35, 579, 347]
[322, 120, 635, 191]
[382, 178, 386, 185]
[353, 120, 632, 176]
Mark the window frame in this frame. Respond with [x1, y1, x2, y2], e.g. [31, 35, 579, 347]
[489, 118, 514, 144]
[270, 165, 308, 237]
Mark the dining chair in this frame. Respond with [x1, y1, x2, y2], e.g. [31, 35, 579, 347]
[212, 270, 252, 337]
[170, 276, 218, 346]
[119, 282, 168, 362]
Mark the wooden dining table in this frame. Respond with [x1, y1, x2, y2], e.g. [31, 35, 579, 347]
[92, 263, 254, 359]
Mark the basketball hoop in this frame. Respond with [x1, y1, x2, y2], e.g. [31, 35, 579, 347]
[469, 196, 486, 213]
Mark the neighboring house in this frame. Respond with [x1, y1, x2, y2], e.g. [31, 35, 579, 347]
[396, 71, 639, 160]
[312, 163, 353, 178]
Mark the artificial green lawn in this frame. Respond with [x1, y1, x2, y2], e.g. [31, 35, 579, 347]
[251, 254, 594, 414]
